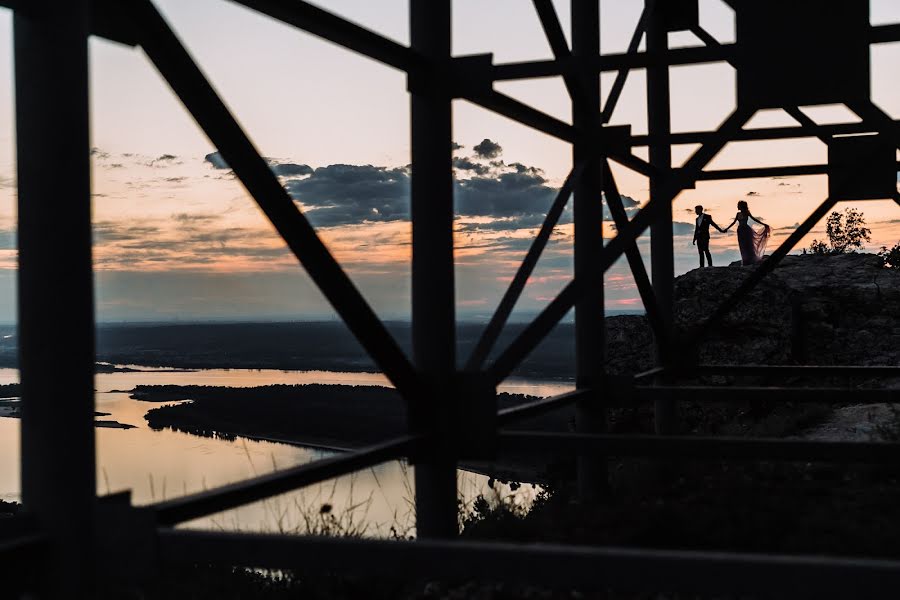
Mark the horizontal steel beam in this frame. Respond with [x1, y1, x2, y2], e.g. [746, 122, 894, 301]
[700, 162, 900, 182]
[630, 121, 893, 147]
[634, 385, 899, 404]
[497, 384, 899, 424]
[494, 23, 900, 82]
[871, 22, 900, 44]
[499, 431, 900, 463]
[2, 0, 138, 46]
[0, 533, 44, 566]
[669, 365, 900, 378]
[158, 529, 900, 597]
[153, 435, 419, 526]
[493, 43, 736, 81]
[496, 389, 589, 426]
[634, 367, 666, 381]
[699, 164, 830, 180]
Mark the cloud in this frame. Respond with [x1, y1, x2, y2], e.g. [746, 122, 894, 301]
[0, 228, 15, 250]
[286, 164, 411, 227]
[473, 139, 502, 159]
[199, 141, 638, 234]
[271, 162, 313, 177]
[777, 222, 800, 231]
[672, 221, 696, 236]
[746, 191, 760, 196]
[204, 152, 314, 179]
[150, 154, 181, 167]
[172, 213, 222, 226]
[456, 169, 556, 217]
[93, 222, 162, 243]
[453, 156, 490, 175]
[456, 214, 550, 233]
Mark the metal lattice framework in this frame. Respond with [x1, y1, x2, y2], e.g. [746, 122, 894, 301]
[3, 0, 900, 596]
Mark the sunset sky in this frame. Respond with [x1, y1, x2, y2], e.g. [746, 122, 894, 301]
[0, 0, 899, 323]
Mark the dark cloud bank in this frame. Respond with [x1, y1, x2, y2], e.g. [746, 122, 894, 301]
[203, 141, 645, 233]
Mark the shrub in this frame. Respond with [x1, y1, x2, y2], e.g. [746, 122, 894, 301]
[807, 208, 872, 254]
[879, 243, 900, 270]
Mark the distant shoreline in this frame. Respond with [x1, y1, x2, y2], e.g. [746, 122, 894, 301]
[0, 318, 647, 379]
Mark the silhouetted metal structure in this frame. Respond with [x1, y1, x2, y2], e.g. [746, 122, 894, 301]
[2, 0, 900, 596]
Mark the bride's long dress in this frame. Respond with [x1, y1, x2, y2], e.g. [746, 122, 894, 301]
[736, 212, 769, 266]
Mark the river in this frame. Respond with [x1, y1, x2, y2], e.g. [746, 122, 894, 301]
[0, 366, 574, 536]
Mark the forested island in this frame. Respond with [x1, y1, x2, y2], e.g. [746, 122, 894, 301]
[136, 383, 569, 451]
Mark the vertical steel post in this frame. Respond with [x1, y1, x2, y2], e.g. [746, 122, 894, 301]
[410, 0, 458, 538]
[15, 0, 97, 594]
[572, 0, 607, 500]
[646, 1, 676, 434]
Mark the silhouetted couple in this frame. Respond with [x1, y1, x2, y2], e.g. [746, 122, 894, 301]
[693, 201, 770, 268]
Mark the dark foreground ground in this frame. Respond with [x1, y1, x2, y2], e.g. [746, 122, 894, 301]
[5, 255, 899, 597]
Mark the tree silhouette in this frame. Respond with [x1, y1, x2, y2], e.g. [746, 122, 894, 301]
[807, 208, 872, 255]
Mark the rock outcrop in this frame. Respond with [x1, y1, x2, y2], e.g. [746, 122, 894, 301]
[607, 253, 900, 373]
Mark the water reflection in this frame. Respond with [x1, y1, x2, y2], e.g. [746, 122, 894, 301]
[0, 367, 572, 535]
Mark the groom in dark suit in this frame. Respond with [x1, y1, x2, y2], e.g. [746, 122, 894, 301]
[693, 205, 724, 267]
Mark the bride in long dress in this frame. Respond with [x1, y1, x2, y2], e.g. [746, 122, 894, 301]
[724, 200, 770, 266]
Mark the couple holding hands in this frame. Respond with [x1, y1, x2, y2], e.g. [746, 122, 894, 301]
[693, 200, 770, 268]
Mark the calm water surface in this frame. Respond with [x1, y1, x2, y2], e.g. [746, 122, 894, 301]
[0, 367, 573, 536]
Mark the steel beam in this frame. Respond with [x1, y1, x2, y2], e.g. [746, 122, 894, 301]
[2, 0, 138, 46]
[15, 1, 97, 594]
[128, 0, 421, 400]
[662, 365, 900, 378]
[633, 386, 899, 404]
[572, 0, 607, 500]
[499, 432, 900, 463]
[630, 120, 889, 147]
[159, 528, 900, 597]
[645, 0, 676, 434]
[153, 435, 419, 526]
[493, 43, 736, 81]
[491, 22, 900, 83]
[871, 22, 900, 44]
[701, 161, 900, 180]
[847, 100, 900, 148]
[497, 389, 590, 426]
[410, 0, 457, 539]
